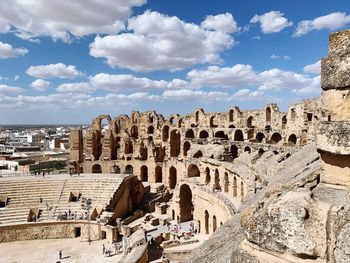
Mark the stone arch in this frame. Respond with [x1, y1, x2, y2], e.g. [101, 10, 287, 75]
[231, 145, 238, 160]
[179, 184, 193, 222]
[140, 165, 148, 182]
[205, 167, 211, 184]
[131, 111, 140, 123]
[125, 165, 133, 174]
[169, 115, 179, 126]
[214, 169, 221, 190]
[162, 125, 170, 142]
[193, 150, 203, 158]
[233, 176, 237, 197]
[288, 134, 297, 145]
[205, 210, 209, 234]
[224, 172, 229, 193]
[213, 215, 217, 232]
[139, 143, 148, 160]
[124, 140, 133, 154]
[170, 130, 181, 157]
[147, 126, 154, 134]
[169, 167, 177, 189]
[130, 125, 138, 138]
[214, 131, 228, 140]
[210, 116, 217, 128]
[247, 116, 255, 128]
[183, 141, 191, 156]
[155, 166, 162, 183]
[256, 132, 265, 143]
[240, 181, 244, 201]
[185, 129, 195, 139]
[154, 146, 166, 162]
[282, 115, 287, 129]
[234, 130, 244, 141]
[270, 132, 282, 144]
[244, 146, 251, 153]
[266, 107, 271, 122]
[92, 164, 102, 174]
[229, 109, 234, 122]
[188, 164, 200, 177]
[199, 130, 209, 139]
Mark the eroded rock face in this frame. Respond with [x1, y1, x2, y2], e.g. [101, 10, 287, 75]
[317, 122, 350, 154]
[335, 222, 350, 263]
[241, 189, 317, 257]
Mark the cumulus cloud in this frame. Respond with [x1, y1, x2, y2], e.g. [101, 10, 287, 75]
[26, 63, 84, 79]
[56, 82, 94, 93]
[0, 41, 28, 59]
[270, 54, 291, 60]
[90, 11, 235, 72]
[30, 79, 50, 91]
[90, 73, 190, 91]
[0, 84, 25, 95]
[303, 60, 321, 74]
[201, 13, 240, 33]
[294, 12, 350, 37]
[0, 0, 146, 42]
[250, 11, 293, 33]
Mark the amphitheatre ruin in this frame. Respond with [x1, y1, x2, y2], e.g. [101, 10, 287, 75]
[0, 30, 350, 263]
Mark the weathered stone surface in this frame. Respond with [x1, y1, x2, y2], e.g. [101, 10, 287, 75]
[334, 222, 350, 263]
[321, 55, 350, 90]
[317, 121, 350, 154]
[329, 30, 350, 57]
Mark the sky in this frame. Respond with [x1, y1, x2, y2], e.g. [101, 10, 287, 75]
[0, 0, 349, 124]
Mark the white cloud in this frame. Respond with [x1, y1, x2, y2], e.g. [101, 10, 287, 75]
[89, 11, 235, 72]
[90, 73, 190, 91]
[0, 41, 28, 59]
[294, 12, 350, 37]
[201, 13, 240, 33]
[250, 11, 293, 33]
[0, 84, 25, 95]
[26, 63, 84, 79]
[270, 54, 291, 60]
[0, 0, 146, 42]
[57, 82, 94, 93]
[30, 79, 50, 91]
[14, 75, 20, 81]
[303, 60, 321, 74]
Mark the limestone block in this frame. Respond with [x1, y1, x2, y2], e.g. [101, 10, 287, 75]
[321, 55, 350, 90]
[321, 89, 350, 121]
[317, 121, 350, 154]
[328, 30, 350, 57]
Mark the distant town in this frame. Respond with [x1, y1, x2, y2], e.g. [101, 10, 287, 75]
[0, 125, 89, 176]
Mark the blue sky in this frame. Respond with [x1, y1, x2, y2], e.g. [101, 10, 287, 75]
[0, 0, 349, 124]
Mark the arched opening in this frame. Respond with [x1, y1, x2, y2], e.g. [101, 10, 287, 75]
[266, 107, 271, 122]
[124, 140, 133, 154]
[256, 132, 265, 143]
[199, 130, 209, 139]
[170, 130, 181, 157]
[92, 164, 102, 174]
[183, 141, 191, 156]
[288, 134, 297, 145]
[270, 132, 282, 144]
[233, 176, 237, 197]
[188, 164, 200, 177]
[229, 124, 235, 128]
[125, 165, 133, 174]
[185, 129, 195, 139]
[193, 150, 203, 158]
[139, 143, 148, 160]
[230, 145, 238, 160]
[169, 167, 177, 189]
[155, 146, 166, 162]
[214, 169, 221, 190]
[247, 116, 255, 128]
[240, 181, 244, 201]
[195, 111, 199, 122]
[179, 184, 193, 222]
[130, 126, 138, 138]
[92, 131, 102, 161]
[244, 146, 251, 153]
[140, 165, 148, 182]
[210, 116, 217, 128]
[205, 167, 211, 184]
[229, 109, 234, 122]
[169, 116, 177, 126]
[147, 126, 154, 134]
[205, 210, 209, 234]
[214, 131, 228, 140]
[282, 115, 287, 129]
[213, 215, 217, 232]
[234, 130, 244, 141]
[155, 166, 162, 183]
[162, 125, 170, 142]
[224, 172, 229, 193]
[264, 125, 271, 133]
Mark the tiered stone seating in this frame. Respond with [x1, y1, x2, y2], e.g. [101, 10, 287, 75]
[0, 175, 125, 225]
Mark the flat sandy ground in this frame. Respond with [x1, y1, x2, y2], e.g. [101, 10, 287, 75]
[0, 238, 124, 263]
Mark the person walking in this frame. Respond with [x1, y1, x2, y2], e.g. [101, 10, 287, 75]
[59, 250, 62, 259]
